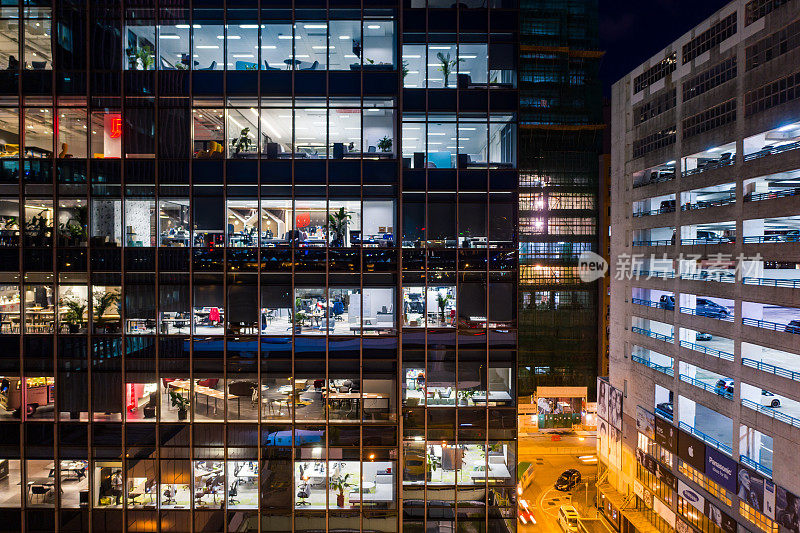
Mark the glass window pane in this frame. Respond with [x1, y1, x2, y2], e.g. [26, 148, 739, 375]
[262, 23, 293, 71]
[329, 20, 360, 71]
[124, 24, 156, 70]
[23, 8, 51, 70]
[23, 107, 52, 158]
[0, 18, 19, 70]
[193, 108, 224, 158]
[226, 24, 258, 71]
[362, 21, 395, 69]
[157, 24, 190, 70]
[428, 44, 455, 88]
[459, 43, 487, 85]
[403, 44, 425, 88]
[57, 108, 88, 159]
[296, 22, 327, 71]
[193, 24, 224, 70]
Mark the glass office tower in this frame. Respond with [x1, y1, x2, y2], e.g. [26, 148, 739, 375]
[517, 0, 603, 399]
[0, 1, 518, 532]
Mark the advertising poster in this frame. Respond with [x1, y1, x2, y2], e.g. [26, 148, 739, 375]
[676, 518, 692, 533]
[765, 479, 776, 520]
[776, 486, 800, 533]
[705, 447, 737, 494]
[609, 427, 622, 469]
[609, 386, 623, 430]
[678, 480, 705, 513]
[738, 467, 766, 514]
[598, 418, 609, 460]
[678, 429, 706, 472]
[656, 462, 677, 490]
[654, 416, 676, 452]
[597, 379, 608, 422]
[706, 501, 737, 533]
[636, 405, 655, 440]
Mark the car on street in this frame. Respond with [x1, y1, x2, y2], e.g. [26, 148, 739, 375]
[554, 469, 581, 491]
[518, 498, 535, 525]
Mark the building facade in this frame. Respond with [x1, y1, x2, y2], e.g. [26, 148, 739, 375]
[0, 1, 519, 531]
[611, 1, 800, 532]
[518, 0, 604, 401]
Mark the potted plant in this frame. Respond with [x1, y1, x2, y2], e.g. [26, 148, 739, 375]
[330, 473, 355, 508]
[169, 390, 190, 420]
[402, 60, 409, 79]
[93, 289, 120, 333]
[436, 293, 451, 325]
[131, 45, 155, 70]
[377, 136, 393, 153]
[328, 206, 352, 247]
[230, 127, 252, 157]
[25, 211, 51, 246]
[458, 390, 474, 407]
[61, 297, 86, 334]
[436, 52, 463, 88]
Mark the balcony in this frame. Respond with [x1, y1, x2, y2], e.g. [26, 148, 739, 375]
[678, 421, 733, 456]
[679, 374, 732, 399]
[631, 326, 674, 343]
[680, 306, 734, 322]
[679, 340, 734, 362]
[740, 455, 772, 479]
[682, 154, 736, 177]
[744, 186, 800, 203]
[741, 398, 800, 430]
[742, 317, 800, 334]
[632, 355, 674, 376]
[742, 277, 800, 289]
[743, 139, 800, 163]
[742, 358, 800, 383]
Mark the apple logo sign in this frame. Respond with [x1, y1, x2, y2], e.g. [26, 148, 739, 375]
[688, 446, 694, 458]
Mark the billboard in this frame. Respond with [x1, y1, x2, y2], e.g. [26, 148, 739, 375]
[597, 378, 608, 421]
[678, 480, 704, 513]
[677, 430, 706, 472]
[654, 416, 676, 452]
[636, 406, 655, 440]
[738, 467, 766, 514]
[776, 486, 800, 533]
[609, 427, 622, 469]
[705, 447, 737, 494]
[608, 386, 623, 430]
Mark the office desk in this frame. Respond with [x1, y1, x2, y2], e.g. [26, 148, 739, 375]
[168, 380, 225, 416]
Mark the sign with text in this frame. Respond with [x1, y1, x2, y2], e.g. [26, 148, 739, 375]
[654, 416, 676, 452]
[705, 447, 737, 494]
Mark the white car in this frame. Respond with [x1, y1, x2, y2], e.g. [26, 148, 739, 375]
[761, 390, 781, 408]
[558, 505, 580, 533]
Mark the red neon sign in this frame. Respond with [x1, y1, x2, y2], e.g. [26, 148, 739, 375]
[109, 114, 122, 139]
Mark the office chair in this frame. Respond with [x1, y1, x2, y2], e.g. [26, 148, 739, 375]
[228, 479, 240, 505]
[162, 485, 177, 505]
[296, 482, 311, 505]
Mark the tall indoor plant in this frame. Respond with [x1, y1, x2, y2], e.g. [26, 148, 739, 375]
[328, 207, 352, 247]
[331, 473, 355, 507]
[436, 52, 463, 88]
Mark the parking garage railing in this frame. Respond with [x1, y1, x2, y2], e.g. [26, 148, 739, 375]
[631, 326, 674, 343]
[742, 277, 800, 289]
[744, 187, 800, 203]
[743, 140, 800, 162]
[740, 455, 773, 479]
[632, 354, 674, 376]
[742, 317, 800, 334]
[633, 208, 673, 217]
[741, 398, 800, 429]
[681, 195, 736, 211]
[742, 358, 800, 382]
[680, 307, 734, 322]
[680, 374, 732, 399]
[631, 298, 662, 308]
[632, 239, 673, 246]
[679, 421, 733, 456]
[742, 235, 800, 244]
[655, 407, 673, 422]
[682, 156, 736, 177]
[680, 237, 736, 245]
[634, 270, 676, 279]
[680, 272, 737, 283]
[679, 340, 734, 361]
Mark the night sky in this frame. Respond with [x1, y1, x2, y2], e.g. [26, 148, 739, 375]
[599, 0, 731, 94]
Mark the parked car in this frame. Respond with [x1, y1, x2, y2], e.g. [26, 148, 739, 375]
[714, 379, 734, 396]
[659, 200, 676, 213]
[761, 391, 781, 408]
[656, 402, 673, 419]
[785, 320, 800, 334]
[554, 469, 581, 491]
[695, 331, 713, 341]
[658, 295, 730, 318]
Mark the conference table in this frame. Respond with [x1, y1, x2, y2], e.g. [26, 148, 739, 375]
[168, 380, 225, 417]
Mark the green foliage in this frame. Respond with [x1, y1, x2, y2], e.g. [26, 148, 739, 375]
[93, 289, 120, 325]
[169, 390, 190, 410]
[328, 206, 352, 247]
[436, 52, 464, 87]
[330, 473, 355, 496]
[231, 127, 253, 155]
[60, 297, 86, 326]
[377, 136, 392, 152]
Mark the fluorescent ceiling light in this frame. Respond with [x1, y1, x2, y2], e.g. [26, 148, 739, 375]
[430, 46, 452, 50]
[778, 123, 799, 132]
[232, 54, 254, 58]
[196, 45, 219, 49]
[338, 35, 350, 40]
[239, 25, 259, 29]
[278, 35, 297, 40]
[304, 24, 328, 29]
[367, 25, 381, 29]
[404, 54, 421, 59]
[258, 45, 277, 49]
[159, 35, 181, 39]
[460, 55, 477, 59]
